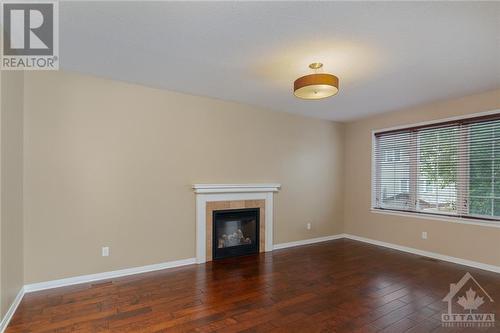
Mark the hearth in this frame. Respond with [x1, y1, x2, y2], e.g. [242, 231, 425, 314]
[212, 208, 259, 260]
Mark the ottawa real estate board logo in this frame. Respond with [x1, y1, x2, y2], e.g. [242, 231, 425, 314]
[442, 272, 495, 328]
[1, 1, 58, 70]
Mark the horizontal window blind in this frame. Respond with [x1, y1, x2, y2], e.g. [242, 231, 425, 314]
[373, 114, 500, 222]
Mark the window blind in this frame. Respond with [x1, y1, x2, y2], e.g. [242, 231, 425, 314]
[373, 114, 500, 222]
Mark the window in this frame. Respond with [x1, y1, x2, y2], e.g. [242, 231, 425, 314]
[394, 148, 401, 162]
[383, 148, 401, 162]
[400, 179, 409, 193]
[373, 114, 500, 222]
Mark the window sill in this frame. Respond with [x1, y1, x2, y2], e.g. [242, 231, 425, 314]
[370, 208, 500, 229]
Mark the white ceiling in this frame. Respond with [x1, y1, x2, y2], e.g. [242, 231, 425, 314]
[59, 1, 500, 121]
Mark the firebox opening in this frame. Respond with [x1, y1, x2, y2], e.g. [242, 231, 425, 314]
[212, 208, 260, 260]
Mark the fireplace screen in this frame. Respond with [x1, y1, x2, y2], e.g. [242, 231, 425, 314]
[212, 208, 259, 260]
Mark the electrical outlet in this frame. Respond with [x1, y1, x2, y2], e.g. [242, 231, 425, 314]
[306, 223, 312, 230]
[421, 232, 428, 240]
[102, 246, 110, 257]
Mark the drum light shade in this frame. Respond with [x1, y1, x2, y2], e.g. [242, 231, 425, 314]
[293, 63, 339, 100]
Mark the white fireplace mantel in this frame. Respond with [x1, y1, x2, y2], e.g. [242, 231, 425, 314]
[192, 183, 281, 263]
[192, 183, 281, 194]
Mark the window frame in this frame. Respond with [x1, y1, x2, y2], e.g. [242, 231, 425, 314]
[371, 109, 500, 227]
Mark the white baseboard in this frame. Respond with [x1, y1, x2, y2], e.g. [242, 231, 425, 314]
[22, 236, 345, 294]
[24, 257, 196, 293]
[273, 234, 344, 250]
[22, 236, 346, 295]
[343, 233, 500, 274]
[274, 233, 500, 273]
[0, 287, 25, 333]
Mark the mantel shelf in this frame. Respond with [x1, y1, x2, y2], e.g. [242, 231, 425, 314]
[192, 184, 281, 194]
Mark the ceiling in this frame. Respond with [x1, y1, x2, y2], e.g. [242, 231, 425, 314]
[59, 1, 500, 122]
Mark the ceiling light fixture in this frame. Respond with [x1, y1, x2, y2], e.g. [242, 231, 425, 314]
[293, 63, 339, 100]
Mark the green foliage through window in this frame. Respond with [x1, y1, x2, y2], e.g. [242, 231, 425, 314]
[469, 121, 500, 217]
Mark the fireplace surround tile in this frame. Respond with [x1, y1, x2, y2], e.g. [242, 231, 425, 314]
[193, 184, 280, 263]
[206, 200, 265, 261]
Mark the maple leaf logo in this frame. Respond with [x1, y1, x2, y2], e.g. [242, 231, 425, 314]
[457, 288, 485, 313]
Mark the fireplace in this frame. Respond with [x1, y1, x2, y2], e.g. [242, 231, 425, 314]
[212, 208, 260, 260]
[193, 183, 280, 263]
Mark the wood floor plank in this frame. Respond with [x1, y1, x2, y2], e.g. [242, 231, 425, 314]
[6, 239, 500, 332]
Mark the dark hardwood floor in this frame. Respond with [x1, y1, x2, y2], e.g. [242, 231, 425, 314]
[6, 239, 500, 332]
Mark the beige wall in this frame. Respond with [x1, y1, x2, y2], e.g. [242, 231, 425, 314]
[344, 89, 500, 267]
[23, 71, 345, 284]
[0, 71, 24, 317]
[19, 70, 500, 286]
